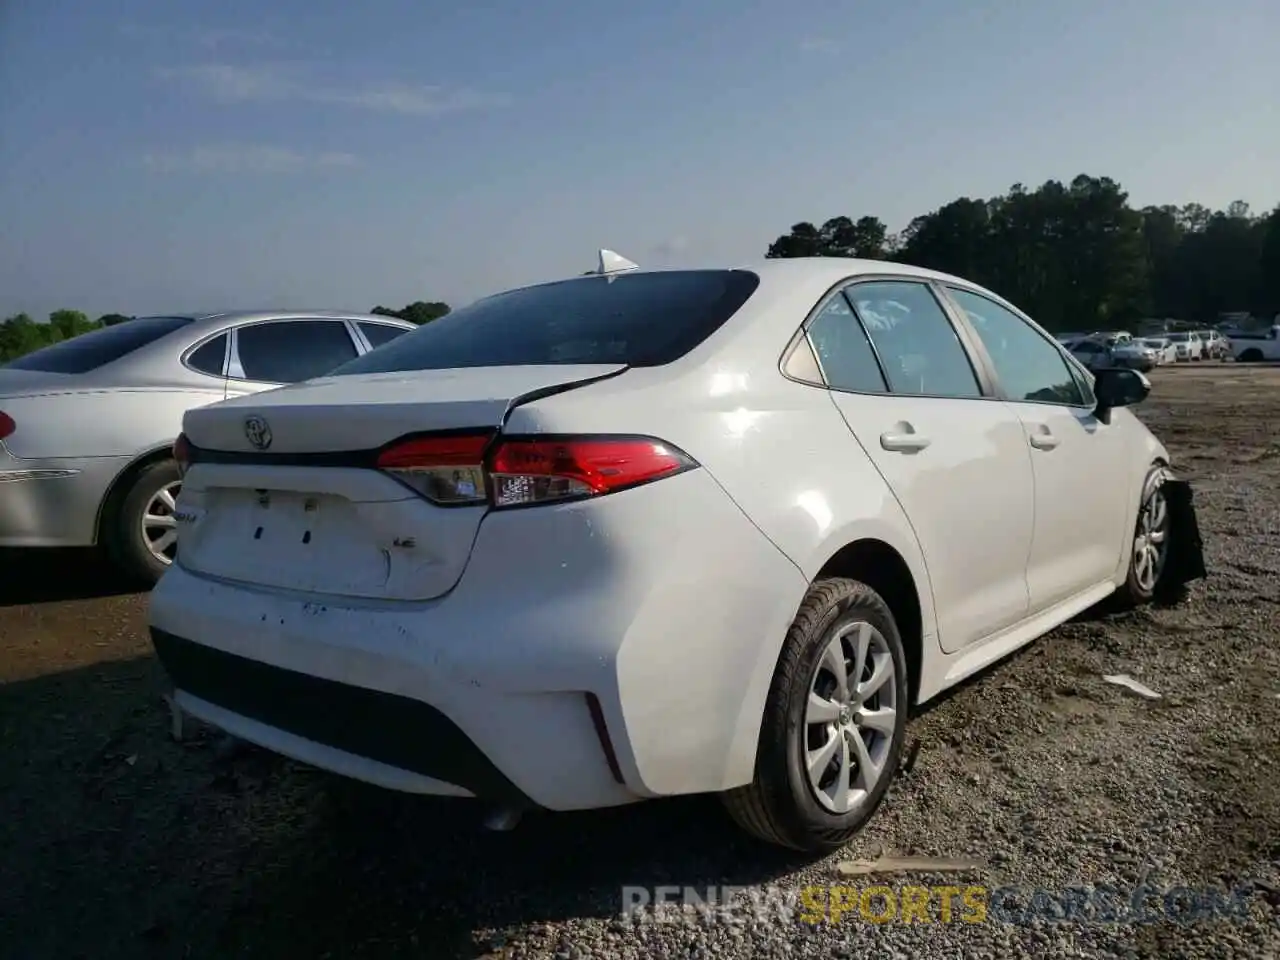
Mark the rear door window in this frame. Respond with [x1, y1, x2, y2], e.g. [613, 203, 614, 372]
[233, 320, 360, 383]
[3, 316, 194, 374]
[805, 295, 888, 393]
[330, 270, 761, 375]
[845, 281, 982, 398]
[358, 322, 411, 350]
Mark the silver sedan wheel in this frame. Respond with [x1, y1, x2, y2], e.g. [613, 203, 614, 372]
[1132, 483, 1169, 593]
[142, 481, 182, 565]
[804, 620, 898, 814]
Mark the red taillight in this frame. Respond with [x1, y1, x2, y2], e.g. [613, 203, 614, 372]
[488, 436, 693, 507]
[0, 411, 13, 441]
[374, 432, 696, 508]
[173, 433, 191, 476]
[375, 432, 493, 505]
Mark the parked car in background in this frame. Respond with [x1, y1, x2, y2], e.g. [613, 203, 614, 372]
[1166, 331, 1203, 362]
[1199, 331, 1228, 360]
[1140, 337, 1177, 365]
[1063, 337, 1113, 371]
[0, 311, 415, 582]
[150, 252, 1206, 853]
[1108, 340, 1157, 372]
[1229, 324, 1280, 362]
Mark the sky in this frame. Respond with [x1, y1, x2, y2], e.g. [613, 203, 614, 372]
[1, 0, 1277, 321]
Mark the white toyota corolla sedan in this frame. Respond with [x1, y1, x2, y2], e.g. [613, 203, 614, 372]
[149, 252, 1206, 853]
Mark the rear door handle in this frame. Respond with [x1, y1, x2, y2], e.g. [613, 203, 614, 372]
[880, 426, 931, 453]
[1028, 428, 1060, 450]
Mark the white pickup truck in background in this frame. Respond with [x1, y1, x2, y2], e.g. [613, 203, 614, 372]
[1229, 325, 1280, 362]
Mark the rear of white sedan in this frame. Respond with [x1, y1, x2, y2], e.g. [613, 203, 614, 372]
[149, 267, 813, 819]
[150, 256, 1207, 853]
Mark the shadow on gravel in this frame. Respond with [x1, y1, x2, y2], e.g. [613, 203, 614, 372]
[0, 655, 805, 960]
[0, 547, 139, 606]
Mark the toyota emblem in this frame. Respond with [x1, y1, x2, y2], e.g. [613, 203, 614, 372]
[244, 415, 272, 450]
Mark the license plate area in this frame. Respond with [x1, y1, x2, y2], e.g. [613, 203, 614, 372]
[245, 489, 328, 548]
[185, 487, 392, 595]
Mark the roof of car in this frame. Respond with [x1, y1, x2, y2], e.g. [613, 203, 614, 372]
[688, 257, 982, 290]
[142, 310, 416, 335]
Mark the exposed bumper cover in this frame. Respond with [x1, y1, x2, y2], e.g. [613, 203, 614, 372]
[152, 627, 535, 807]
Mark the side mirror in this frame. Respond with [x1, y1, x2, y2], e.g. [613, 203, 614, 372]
[1094, 367, 1150, 422]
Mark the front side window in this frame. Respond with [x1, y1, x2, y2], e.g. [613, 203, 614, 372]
[946, 287, 1084, 406]
[234, 320, 359, 383]
[844, 281, 982, 398]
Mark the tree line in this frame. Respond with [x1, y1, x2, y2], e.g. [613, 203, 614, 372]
[0, 301, 452, 364]
[5, 173, 1277, 364]
[765, 173, 1280, 333]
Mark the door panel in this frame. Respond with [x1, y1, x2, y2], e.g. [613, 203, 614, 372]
[1005, 404, 1128, 608]
[942, 286, 1130, 610]
[828, 392, 1035, 651]
[808, 281, 1035, 653]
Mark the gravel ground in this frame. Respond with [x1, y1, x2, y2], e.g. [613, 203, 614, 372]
[2, 363, 1278, 959]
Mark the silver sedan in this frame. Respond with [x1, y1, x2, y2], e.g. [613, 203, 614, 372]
[0, 310, 414, 583]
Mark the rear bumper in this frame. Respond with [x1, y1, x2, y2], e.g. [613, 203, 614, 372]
[0, 448, 122, 547]
[154, 628, 532, 805]
[147, 467, 807, 811]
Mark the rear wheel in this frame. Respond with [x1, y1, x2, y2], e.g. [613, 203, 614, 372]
[1239, 348, 1263, 363]
[105, 460, 182, 585]
[722, 578, 908, 853]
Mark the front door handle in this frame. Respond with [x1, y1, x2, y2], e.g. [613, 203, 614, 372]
[1028, 428, 1060, 450]
[880, 423, 931, 453]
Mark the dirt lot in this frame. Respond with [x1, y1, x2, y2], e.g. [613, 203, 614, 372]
[2, 364, 1278, 959]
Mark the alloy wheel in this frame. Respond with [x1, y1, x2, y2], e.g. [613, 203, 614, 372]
[141, 481, 182, 565]
[803, 620, 898, 814]
[1132, 484, 1169, 593]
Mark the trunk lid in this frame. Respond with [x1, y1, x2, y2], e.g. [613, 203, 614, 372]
[182, 365, 625, 453]
[176, 364, 626, 601]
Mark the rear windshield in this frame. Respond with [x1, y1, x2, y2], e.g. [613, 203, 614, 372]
[329, 270, 761, 375]
[3, 316, 194, 374]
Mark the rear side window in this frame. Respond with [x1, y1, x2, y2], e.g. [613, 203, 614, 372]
[358, 322, 410, 349]
[806, 295, 887, 393]
[235, 320, 359, 383]
[330, 270, 761, 375]
[186, 333, 228, 376]
[845, 281, 982, 398]
[3, 316, 194, 374]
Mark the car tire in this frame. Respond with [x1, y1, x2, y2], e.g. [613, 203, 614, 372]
[722, 577, 909, 853]
[1239, 349, 1263, 363]
[105, 459, 183, 586]
[1115, 464, 1179, 607]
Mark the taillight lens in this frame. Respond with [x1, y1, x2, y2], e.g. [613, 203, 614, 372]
[0, 411, 13, 441]
[374, 432, 696, 508]
[488, 437, 693, 507]
[173, 433, 191, 476]
[375, 432, 493, 505]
